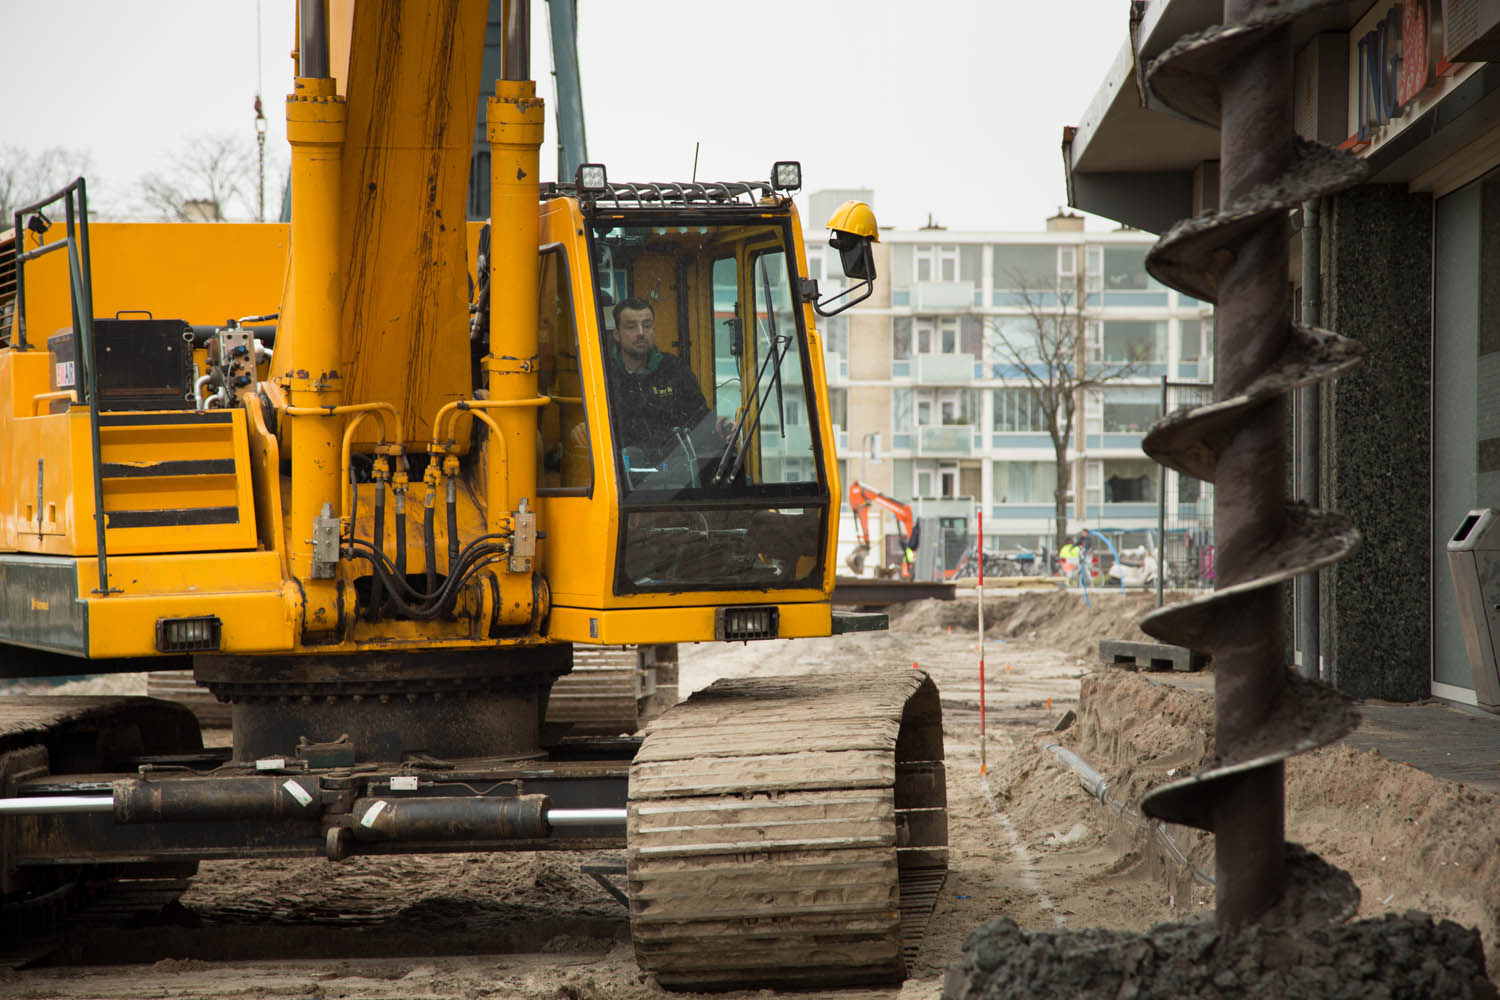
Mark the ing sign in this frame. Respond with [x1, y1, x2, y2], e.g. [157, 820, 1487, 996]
[1352, 0, 1456, 146]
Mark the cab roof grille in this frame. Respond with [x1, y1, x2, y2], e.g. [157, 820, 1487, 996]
[543, 180, 781, 209]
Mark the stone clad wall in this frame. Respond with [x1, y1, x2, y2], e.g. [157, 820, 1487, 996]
[1323, 184, 1433, 702]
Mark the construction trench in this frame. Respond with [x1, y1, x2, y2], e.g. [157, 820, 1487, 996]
[3, 589, 1497, 999]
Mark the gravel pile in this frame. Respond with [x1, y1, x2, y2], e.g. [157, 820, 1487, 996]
[944, 912, 1497, 1000]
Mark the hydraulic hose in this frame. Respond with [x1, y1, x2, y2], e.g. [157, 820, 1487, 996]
[370, 481, 386, 620]
[446, 477, 460, 572]
[394, 492, 408, 582]
[424, 495, 438, 594]
[346, 532, 511, 620]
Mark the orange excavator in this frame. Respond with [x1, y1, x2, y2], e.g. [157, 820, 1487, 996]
[846, 480, 919, 579]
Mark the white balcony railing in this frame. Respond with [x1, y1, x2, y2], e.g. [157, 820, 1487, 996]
[914, 352, 976, 384]
[917, 424, 975, 455]
[911, 280, 975, 311]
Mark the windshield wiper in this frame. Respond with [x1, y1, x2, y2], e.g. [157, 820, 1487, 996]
[712, 260, 791, 485]
[760, 256, 788, 438]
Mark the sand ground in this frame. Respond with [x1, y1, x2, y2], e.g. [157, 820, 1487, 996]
[4, 589, 1497, 998]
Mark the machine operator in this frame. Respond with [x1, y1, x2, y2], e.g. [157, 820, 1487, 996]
[604, 297, 735, 474]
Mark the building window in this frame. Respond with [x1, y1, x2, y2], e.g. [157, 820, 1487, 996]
[960, 245, 983, 285]
[992, 387, 1048, 432]
[828, 387, 847, 429]
[993, 460, 1057, 503]
[777, 457, 816, 484]
[1099, 320, 1165, 364]
[988, 316, 1044, 363]
[915, 462, 961, 498]
[1058, 246, 1076, 280]
[915, 244, 959, 282]
[1101, 386, 1162, 433]
[893, 316, 912, 361]
[893, 388, 913, 433]
[915, 316, 960, 354]
[992, 245, 1055, 290]
[1085, 246, 1103, 294]
[914, 388, 976, 426]
[891, 244, 913, 291]
[1085, 459, 1102, 511]
[1179, 319, 1201, 362]
[1103, 246, 1151, 290]
[1103, 458, 1159, 502]
[805, 247, 824, 283]
[822, 313, 849, 359]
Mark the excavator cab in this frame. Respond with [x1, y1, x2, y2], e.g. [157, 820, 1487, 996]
[531, 178, 862, 643]
[590, 212, 821, 588]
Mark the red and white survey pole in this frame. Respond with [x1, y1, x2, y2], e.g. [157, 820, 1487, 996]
[977, 507, 986, 775]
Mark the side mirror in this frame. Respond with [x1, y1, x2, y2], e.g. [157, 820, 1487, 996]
[830, 228, 876, 282]
[812, 201, 879, 318]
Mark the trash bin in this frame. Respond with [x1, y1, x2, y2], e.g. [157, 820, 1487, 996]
[1445, 509, 1500, 713]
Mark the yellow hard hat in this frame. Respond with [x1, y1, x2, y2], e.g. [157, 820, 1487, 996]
[826, 200, 879, 242]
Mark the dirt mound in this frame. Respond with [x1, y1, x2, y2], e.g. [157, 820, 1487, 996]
[1066, 669, 1215, 807]
[1022, 669, 1500, 979]
[890, 590, 1186, 661]
[944, 912, 1497, 1000]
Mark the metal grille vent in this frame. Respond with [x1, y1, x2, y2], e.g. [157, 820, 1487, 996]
[716, 606, 779, 641]
[156, 615, 222, 652]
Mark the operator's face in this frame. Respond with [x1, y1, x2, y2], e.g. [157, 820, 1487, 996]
[614, 306, 655, 370]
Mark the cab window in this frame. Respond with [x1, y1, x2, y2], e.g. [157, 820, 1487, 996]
[537, 245, 590, 492]
[588, 216, 828, 593]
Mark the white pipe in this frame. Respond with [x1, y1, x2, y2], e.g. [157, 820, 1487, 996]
[1038, 741, 1213, 888]
[547, 807, 627, 826]
[193, 374, 214, 411]
[0, 795, 113, 815]
[0, 795, 628, 828]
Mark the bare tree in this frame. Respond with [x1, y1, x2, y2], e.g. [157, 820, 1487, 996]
[0, 145, 96, 224]
[134, 133, 259, 222]
[987, 269, 1142, 553]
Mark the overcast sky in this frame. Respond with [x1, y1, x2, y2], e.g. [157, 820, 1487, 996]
[2, 1, 1130, 232]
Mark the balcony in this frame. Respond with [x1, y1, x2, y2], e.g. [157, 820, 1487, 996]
[914, 352, 976, 384]
[917, 424, 975, 456]
[913, 496, 976, 520]
[911, 280, 976, 312]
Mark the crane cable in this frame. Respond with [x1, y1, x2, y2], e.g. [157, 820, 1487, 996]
[254, 0, 267, 222]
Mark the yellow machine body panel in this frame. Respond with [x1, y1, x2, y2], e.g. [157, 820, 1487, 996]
[18, 223, 288, 334]
[79, 551, 295, 657]
[0, 358, 258, 557]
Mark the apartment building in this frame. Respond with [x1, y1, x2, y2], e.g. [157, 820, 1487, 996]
[803, 189, 1213, 578]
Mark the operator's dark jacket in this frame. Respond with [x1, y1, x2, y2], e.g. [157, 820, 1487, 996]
[604, 342, 712, 461]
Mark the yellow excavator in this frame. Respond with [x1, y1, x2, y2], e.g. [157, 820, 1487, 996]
[0, 0, 946, 989]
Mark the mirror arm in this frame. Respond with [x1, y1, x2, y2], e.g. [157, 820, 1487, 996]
[812, 278, 874, 318]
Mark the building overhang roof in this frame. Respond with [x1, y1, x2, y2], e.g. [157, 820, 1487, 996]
[1062, 1, 1500, 234]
